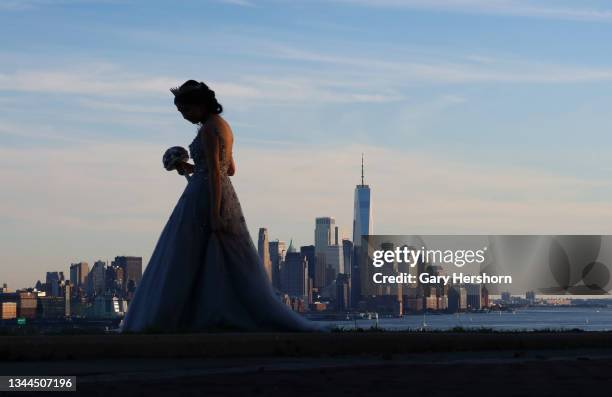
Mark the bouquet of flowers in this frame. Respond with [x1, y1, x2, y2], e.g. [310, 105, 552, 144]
[163, 146, 190, 181]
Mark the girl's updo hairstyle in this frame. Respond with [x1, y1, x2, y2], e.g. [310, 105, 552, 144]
[172, 80, 223, 114]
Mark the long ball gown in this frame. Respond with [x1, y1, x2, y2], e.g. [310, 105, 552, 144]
[120, 127, 329, 333]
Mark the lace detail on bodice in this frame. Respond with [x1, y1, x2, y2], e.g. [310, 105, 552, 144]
[188, 129, 230, 175]
[187, 127, 247, 235]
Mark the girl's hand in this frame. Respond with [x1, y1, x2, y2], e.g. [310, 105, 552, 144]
[175, 161, 194, 176]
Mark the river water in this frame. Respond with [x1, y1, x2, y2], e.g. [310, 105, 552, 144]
[321, 307, 612, 331]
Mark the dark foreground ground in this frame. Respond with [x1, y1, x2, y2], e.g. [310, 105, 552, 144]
[2, 331, 612, 396]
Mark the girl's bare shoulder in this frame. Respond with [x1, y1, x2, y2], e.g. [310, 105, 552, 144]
[202, 115, 232, 138]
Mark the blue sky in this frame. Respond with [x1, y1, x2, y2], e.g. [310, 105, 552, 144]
[3, 0, 612, 288]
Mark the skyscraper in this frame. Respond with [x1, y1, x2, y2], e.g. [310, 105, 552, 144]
[352, 153, 373, 248]
[280, 239, 295, 293]
[465, 283, 482, 310]
[258, 228, 272, 283]
[325, 244, 344, 276]
[315, 217, 336, 251]
[300, 245, 316, 285]
[335, 273, 350, 311]
[113, 256, 142, 296]
[351, 153, 373, 308]
[105, 264, 124, 295]
[342, 239, 353, 277]
[269, 239, 286, 290]
[87, 260, 106, 296]
[283, 241, 308, 300]
[314, 217, 336, 288]
[45, 271, 65, 297]
[69, 262, 89, 290]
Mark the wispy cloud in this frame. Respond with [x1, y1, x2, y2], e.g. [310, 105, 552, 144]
[332, 0, 612, 22]
[0, 63, 406, 104]
[0, 0, 123, 11]
[0, 65, 177, 97]
[5, 53, 612, 114]
[217, 0, 255, 6]
[77, 98, 171, 114]
[233, 41, 612, 87]
[0, 121, 95, 143]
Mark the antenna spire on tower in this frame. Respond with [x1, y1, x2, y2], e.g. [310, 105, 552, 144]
[361, 152, 365, 186]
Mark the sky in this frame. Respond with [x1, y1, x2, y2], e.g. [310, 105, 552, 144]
[3, 0, 612, 288]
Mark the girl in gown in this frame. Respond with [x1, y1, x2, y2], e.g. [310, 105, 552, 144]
[121, 80, 329, 333]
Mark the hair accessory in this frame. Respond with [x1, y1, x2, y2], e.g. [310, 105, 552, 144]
[170, 82, 205, 97]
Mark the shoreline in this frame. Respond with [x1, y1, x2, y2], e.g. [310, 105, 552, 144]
[2, 331, 612, 362]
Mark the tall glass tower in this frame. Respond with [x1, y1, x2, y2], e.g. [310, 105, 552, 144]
[351, 153, 372, 308]
[352, 153, 372, 247]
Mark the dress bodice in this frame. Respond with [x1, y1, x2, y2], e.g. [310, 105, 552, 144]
[187, 125, 245, 234]
[188, 128, 230, 176]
